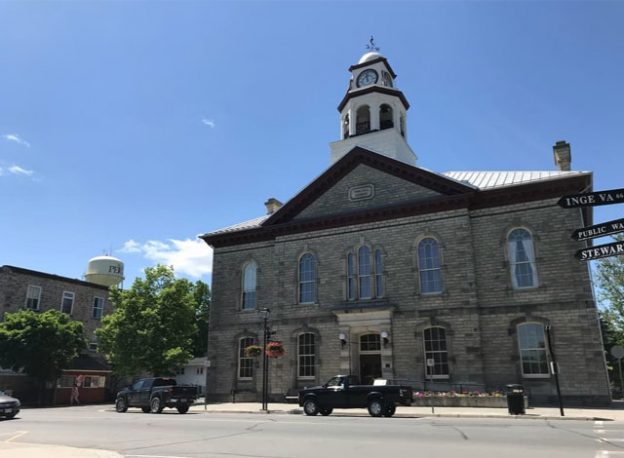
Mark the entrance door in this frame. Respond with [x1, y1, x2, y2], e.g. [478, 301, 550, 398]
[359, 354, 382, 385]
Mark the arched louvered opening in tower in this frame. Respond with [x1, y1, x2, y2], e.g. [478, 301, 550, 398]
[342, 113, 350, 139]
[356, 105, 371, 135]
[380, 104, 394, 130]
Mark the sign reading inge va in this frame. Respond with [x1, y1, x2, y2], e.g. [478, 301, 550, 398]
[575, 241, 624, 261]
[571, 218, 624, 241]
[558, 188, 624, 208]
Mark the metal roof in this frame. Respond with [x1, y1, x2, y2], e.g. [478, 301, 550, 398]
[202, 214, 269, 237]
[443, 170, 587, 189]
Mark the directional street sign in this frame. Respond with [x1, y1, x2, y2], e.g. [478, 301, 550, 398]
[575, 240, 624, 261]
[558, 188, 624, 208]
[571, 217, 624, 241]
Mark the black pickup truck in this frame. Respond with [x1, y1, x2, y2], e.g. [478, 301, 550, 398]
[115, 377, 198, 414]
[299, 375, 413, 417]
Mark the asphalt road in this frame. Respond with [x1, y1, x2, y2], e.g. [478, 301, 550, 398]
[1, 405, 623, 458]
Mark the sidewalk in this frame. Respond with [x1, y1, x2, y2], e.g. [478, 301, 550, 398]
[190, 399, 624, 421]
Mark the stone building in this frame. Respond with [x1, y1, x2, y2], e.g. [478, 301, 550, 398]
[0, 265, 113, 403]
[201, 51, 610, 405]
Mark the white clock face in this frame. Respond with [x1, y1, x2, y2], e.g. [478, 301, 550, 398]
[357, 69, 378, 87]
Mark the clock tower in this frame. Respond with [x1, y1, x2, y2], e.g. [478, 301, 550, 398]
[330, 50, 417, 166]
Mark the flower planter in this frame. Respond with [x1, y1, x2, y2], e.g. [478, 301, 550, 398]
[244, 345, 263, 358]
[265, 341, 284, 358]
[411, 396, 528, 408]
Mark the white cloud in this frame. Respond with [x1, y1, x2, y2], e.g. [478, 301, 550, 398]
[8, 165, 34, 176]
[2, 134, 31, 148]
[201, 118, 215, 128]
[117, 238, 213, 278]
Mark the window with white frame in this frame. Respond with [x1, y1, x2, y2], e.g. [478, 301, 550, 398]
[25, 285, 42, 310]
[238, 337, 255, 379]
[298, 333, 316, 378]
[418, 238, 443, 294]
[423, 327, 449, 378]
[92, 296, 104, 319]
[347, 246, 384, 300]
[299, 254, 316, 304]
[60, 291, 75, 315]
[242, 262, 257, 310]
[83, 375, 104, 388]
[508, 228, 538, 289]
[517, 323, 549, 377]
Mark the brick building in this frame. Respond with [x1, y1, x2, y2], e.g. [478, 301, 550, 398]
[200, 51, 610, 405]
[0, 265, 114, 403]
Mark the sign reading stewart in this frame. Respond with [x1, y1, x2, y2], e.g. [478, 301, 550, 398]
[575, 241, 624, 261]
[571, 218, 624, 242]
[558, 188, 624, 208]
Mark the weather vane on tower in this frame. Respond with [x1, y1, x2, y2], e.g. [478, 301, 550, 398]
[366, 36, 380, 52]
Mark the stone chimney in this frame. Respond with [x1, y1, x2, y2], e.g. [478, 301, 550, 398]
[553, 140, 571, 171]
[264, 197, 283, 215]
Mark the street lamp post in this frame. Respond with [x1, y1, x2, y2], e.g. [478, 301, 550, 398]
[545, 324, 564, 417]
[260, 308, 271, 411]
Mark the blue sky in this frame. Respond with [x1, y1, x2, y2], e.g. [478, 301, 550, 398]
[1, 1, 622, 288]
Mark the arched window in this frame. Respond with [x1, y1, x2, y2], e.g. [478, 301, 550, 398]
[517, 323, 549, 377]
[360, 333, 381, 352]
[423, 327, 449, 378]
[238, 337, 255, 379]
[508, 228, 538, 289]
[418, 238, 443, 294]
[400, 114, 405, 138]
[347, 247, 384, 300]
[298, 333, 316, 378]
[379, 104, 394, 130]
[356, 105, 370, 135]
[299, 253, 316, 304]
[358, 246, 372, 299]
[242, 261, 257, 310]
[342, 113, 350, 139]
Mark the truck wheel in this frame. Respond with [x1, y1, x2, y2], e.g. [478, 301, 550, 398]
[368, 398, 384, 417]
[320, 407, 333, 416]
[177, 404, 189, 414]
[303, 398, 320, 416]
[150, 396, 164, 414]
[383, 402, 396, 417]
[141, 407, 150, 413]
[115, 397, 128, 413]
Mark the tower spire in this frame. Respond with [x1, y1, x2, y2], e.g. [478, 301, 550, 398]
[366, 36, 380, 52]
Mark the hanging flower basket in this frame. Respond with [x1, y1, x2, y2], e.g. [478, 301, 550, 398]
[245, 345, 263, 358]
[265, 341, 285, 358]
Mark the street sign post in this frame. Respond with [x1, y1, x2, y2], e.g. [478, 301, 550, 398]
[558, 188, 624, 208]
[575, 240, 624, 261]
[612, 346, 624, 399]
[571, 218, 624, 242]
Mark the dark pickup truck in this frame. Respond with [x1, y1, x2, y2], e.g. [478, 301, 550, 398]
[115, 377, 198, 414]
[299, 375, 413, 417]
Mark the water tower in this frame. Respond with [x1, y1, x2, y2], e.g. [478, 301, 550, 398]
[85, 255, 124, 287]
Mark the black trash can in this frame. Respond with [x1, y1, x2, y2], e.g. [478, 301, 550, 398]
[505, 384, 525, 415]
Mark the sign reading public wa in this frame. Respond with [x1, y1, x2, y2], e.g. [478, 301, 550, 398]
[558, 188, 624, 208]
[571, 218, 624, 241]
[575, 241, 624, 261]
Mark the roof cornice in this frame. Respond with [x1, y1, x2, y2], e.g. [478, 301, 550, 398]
[337, 86, 409, 112]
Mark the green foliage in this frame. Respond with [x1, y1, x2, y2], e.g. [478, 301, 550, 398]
[0, 309, 86, 382]
[191, 280, 211, 357]
[96, 265, 201, 377]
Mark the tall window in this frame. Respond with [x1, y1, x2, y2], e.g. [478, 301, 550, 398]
[60, 291, 75, 315]
[360, 333, 381, 352]
[379, 104, 394, 130]
[347, 247, 384, 300]
[423, 327, 449, 378]
[242, 261, 257, 310]
[342, 113, 350, 139]
[356, 105, 370, 135]
[517, 323, 549, 377]
[299, 254, 316, 304]
[238, 337, 255, 379]
[25, 285, 42, 310]
[508, 228, 538, 289]
[93, 296, 104, 319]
[418, 238, 443, 294]
[298, 333, 316, 378]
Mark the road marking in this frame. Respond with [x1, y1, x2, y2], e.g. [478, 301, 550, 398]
[3, 431, 28, 442]
[596, 452, 624, 457]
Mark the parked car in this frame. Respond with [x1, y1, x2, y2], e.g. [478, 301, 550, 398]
[0, 389, 20, 420]
[115, 377, 198, 414]
[298, 375, 413, 417]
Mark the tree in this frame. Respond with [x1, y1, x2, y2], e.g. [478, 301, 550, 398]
[191, 280, 211, 357]
[96, 265, 199, 377]
[0, 310, 86, 404]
